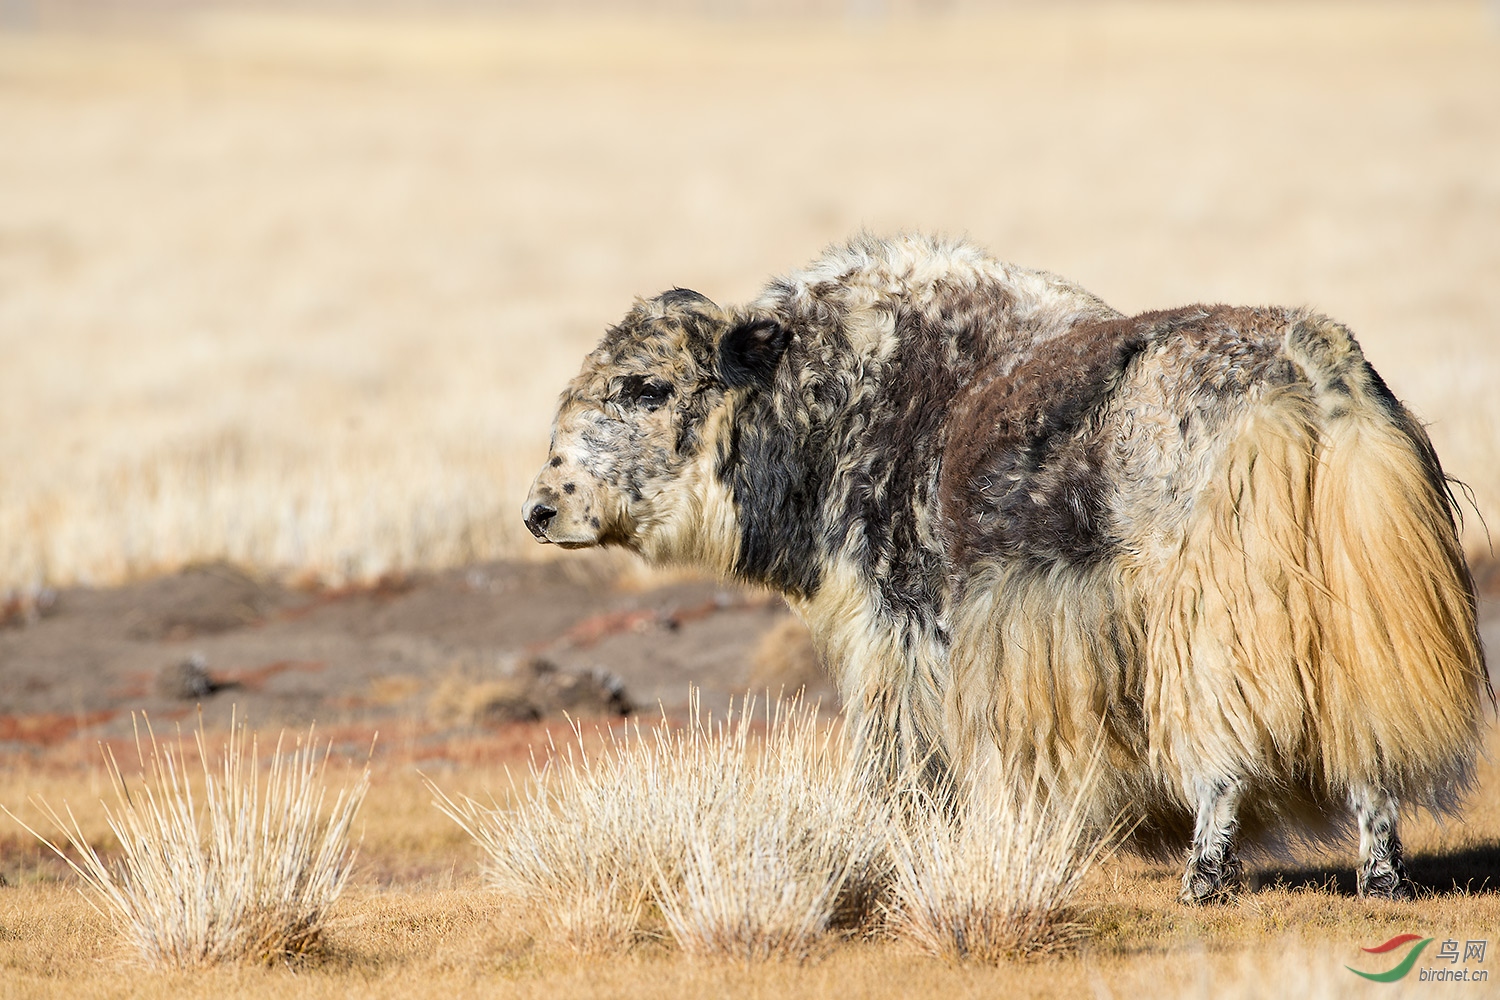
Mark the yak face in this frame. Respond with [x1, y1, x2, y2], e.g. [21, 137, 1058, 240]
[522, 288, 790, 572]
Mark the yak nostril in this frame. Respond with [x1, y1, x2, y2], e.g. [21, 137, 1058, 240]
[524, 502, 557, 539]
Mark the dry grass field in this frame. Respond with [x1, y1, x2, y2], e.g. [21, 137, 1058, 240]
[2, 720, 1499, 999]
[3, 2, 1500, 998]
[1, 1, 1498, 596]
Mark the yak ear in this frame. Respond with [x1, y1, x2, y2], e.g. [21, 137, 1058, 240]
[717, 317, 790, 389]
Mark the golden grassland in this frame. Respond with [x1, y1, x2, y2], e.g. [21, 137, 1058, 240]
[1, 721, 1498, 999]
[1, 2, 1499, 595]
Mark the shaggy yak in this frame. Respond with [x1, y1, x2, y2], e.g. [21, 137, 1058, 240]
[523, 233, 1490, 904]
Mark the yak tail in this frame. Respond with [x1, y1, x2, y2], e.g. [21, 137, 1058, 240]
[1146, 314, 1489, 815]
[1295, 316, 1490, 811]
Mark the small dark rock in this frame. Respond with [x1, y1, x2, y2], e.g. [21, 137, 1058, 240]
[470, 682, 544, 725]
[156, 653, 215, 700]
[522, 657, 633, 716]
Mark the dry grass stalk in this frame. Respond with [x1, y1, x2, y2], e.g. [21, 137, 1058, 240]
[3, 716, 370, 968]
[886, 751, 1120, 964]
[429, 692, 890, 959]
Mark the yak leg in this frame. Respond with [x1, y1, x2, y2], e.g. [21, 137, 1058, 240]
[1179, 777, 1246, 904]
[1352, 786, 1413, 900]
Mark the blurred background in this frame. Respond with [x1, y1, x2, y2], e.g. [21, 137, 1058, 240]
[2, 0, 1498, 597]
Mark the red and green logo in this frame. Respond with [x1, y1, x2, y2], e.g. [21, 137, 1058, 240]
[1346, 934, 1433, 982]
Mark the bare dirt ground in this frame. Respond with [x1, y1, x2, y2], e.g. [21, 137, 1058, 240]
[0, 557, 832, 757]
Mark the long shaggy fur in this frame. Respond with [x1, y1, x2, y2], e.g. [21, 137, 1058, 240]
[525, 233, 1491, 882]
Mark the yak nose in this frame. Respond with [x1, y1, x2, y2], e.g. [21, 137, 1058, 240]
[523, 500, 557, 540]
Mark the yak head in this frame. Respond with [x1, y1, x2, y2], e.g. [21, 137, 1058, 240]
[522, 288, 791, 573]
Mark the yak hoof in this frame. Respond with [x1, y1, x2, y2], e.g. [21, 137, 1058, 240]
[1179, 855, 1244, 905]
[1358, 860, 1415, 901]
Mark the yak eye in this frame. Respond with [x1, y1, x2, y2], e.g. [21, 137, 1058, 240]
[619, 375, 674, 411]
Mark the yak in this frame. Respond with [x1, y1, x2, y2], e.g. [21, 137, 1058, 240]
[522, 233, 1489, 903]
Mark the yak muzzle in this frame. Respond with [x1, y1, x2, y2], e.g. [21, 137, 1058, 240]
[524, 461, 606, 548]
[523, 499, 557, 540]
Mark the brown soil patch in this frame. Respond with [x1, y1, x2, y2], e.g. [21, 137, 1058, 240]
[0, 555, 809, 755]
[0, 712, 119, 748]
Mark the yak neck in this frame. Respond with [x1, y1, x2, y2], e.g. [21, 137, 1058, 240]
[715, 341, 854, 600]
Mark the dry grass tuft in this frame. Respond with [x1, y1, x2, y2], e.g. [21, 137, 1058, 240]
[650, 698, 888, 960]
[429, 693, 889, 959]
[2, 716, 370, 968]
[886, 755, 1120, 964]
[430, 695, 1126, 962]
[429, 713, 671, 954]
